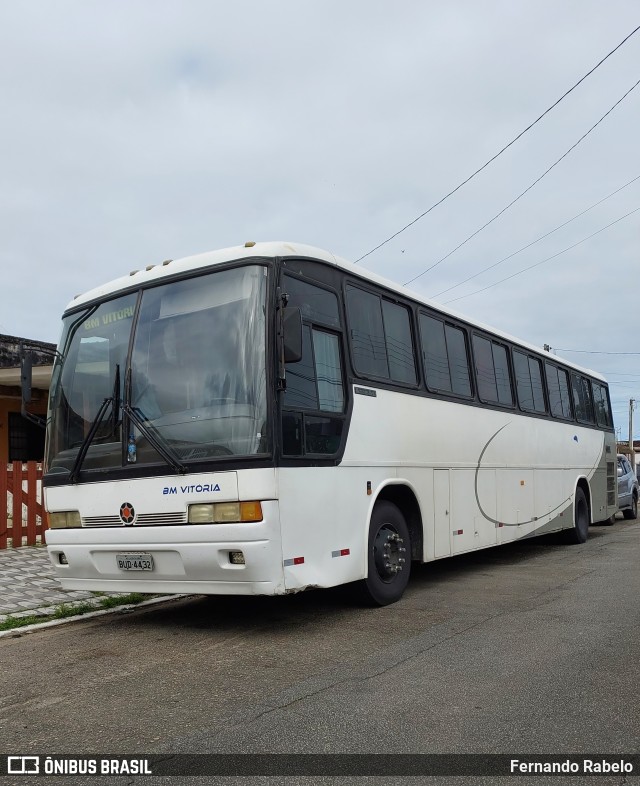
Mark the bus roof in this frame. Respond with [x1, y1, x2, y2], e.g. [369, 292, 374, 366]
[67, 241, 606, 382]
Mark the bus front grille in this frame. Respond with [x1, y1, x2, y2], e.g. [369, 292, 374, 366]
[82, 512, 187, 527]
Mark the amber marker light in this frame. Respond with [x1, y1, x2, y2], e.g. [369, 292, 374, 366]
[239, 501, 263, 522]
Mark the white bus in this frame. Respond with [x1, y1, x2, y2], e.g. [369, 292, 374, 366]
[35, 242, 617, 606]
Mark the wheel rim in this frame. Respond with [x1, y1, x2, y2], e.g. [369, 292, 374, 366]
[373, 523, 407, 583]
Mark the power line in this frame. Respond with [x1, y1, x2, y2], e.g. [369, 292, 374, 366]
[441, 205, 640, 304]
[355, 23, 640, 264]
[553, 348, 640, 356]
[405, 76, 640, 286]
[429, 173, 640, 299]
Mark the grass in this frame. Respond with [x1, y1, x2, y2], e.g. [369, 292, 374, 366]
[0, 592, 150, 632]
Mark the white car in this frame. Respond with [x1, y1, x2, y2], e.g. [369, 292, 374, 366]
[617, 455, 639, 520]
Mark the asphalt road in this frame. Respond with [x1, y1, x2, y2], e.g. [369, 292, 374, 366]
[2, 518, 639, 785]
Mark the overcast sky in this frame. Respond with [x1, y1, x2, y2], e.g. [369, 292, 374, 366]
[1, 1, 638, 436]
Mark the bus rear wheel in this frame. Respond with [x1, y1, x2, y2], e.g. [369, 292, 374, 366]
[563, 487, 589, 544]
[358, 501, 411, 606]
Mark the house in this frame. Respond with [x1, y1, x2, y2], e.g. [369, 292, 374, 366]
[0, 333, 55, 462]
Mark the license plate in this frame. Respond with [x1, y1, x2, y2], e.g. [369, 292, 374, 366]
[116, 553, 154, 571]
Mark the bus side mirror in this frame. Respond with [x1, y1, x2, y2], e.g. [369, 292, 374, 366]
[283, 307, 302, 363]
[21, 352, 33, 409]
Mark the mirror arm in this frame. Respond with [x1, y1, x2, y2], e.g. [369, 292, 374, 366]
[21, 410, 46, 430]
[19, 347, 46, 428]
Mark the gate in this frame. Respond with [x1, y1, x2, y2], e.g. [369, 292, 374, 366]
[0, 462, 49, 549]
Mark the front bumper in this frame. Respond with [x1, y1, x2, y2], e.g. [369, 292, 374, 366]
[45, 501, 285, 596]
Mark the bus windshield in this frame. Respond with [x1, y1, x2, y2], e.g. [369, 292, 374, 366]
[46, 265, 269, 475]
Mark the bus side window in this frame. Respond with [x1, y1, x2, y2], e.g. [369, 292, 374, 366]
[419, 314, 472, 397]
[283, 331, 344, 415]
[571, 374, 595, 424]
[381, 300, 417, 385]
[282, 275, 346, 456]
[346, 287, 389, 379]
[283, 275, 341, 328]
[546, 363, 570, 419]
[557, 367, 572, 419]
[592, 382, 613, 429]
[284, 325, 318, 411]
[473, 335, 513, 407]
[446, 324, 472, 396]
[312, 330, 344, 412]
[282, 411, 304, 455]
[345, 285, 418, 386]
[514, 351, 546, 413]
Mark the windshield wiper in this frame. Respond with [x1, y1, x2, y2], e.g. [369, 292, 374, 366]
[123, 404, 187, 474]
[68, 363, 121, 483]
[69, 396, 114, 483]
[67, 366, 186, 481]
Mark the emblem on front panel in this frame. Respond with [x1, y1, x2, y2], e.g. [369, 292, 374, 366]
[119, 502, 136, 525]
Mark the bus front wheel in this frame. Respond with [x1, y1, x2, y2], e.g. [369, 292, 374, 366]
[564, 487, 589, 544]
[358, 501, 411, 606]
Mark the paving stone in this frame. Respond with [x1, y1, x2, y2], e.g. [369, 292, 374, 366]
[0, 546, 129, 620]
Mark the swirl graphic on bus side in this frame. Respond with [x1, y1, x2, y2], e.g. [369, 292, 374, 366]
[474, 423, 585, 528]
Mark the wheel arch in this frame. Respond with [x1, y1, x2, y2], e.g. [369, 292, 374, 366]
[372, 482, 424, 562]
[576, 476, 592, 523]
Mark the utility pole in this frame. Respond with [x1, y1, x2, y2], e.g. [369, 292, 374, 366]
[630, 399, 636, 473]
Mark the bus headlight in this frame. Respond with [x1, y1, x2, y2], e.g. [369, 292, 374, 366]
[187, 501, 263, 524]
[48, 511, 82, 529]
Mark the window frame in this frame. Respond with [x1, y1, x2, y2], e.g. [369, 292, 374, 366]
[380, 298, 419, 386]
[592, 381, 614, 429]
[418, 310, 474, 400]
[513, 349, 547, 414]
[280, 271, 348, 458]
[471, 332, 515, 409]
[344, 282, 420, 390]
[544, 362, 574, 421]
[571, 373, 596, 425]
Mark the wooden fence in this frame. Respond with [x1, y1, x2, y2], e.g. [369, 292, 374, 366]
[0, 462, 49, 549]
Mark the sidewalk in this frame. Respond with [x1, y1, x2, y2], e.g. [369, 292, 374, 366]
[0, 545, 129, 623]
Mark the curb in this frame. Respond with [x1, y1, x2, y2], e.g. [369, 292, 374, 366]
[0, 594, 187, 639]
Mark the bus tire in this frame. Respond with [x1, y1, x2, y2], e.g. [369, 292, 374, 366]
[563, 487, 589, 544]
[623, 492, 638, 520]
[357, 501, 411, 606]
